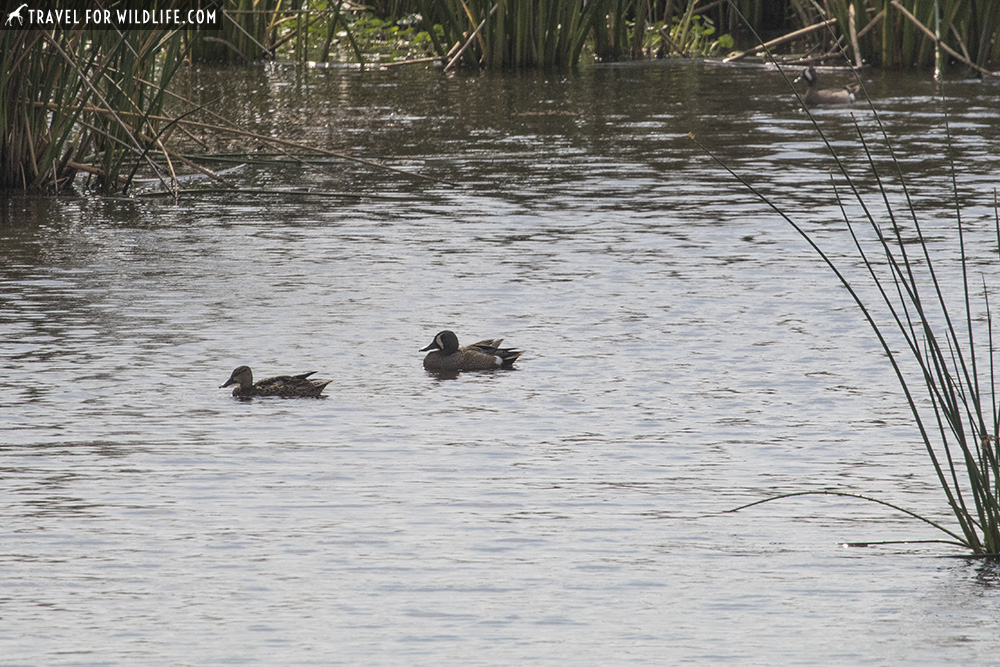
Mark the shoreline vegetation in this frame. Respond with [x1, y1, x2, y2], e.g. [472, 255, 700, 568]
[2, 0, 998, 195]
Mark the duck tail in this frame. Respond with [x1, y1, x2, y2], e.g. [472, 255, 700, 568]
[499, 349, 525, 367]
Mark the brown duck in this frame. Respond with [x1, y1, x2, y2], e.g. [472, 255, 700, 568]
[420, 330, 524, 372]
[220, 365, 331, 398]
[795, 66, 857, 107]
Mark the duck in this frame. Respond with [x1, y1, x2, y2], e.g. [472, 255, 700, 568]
[220, 365, 331, 398]
[420, 330, 524, 372]
[794, 66, 857, 107]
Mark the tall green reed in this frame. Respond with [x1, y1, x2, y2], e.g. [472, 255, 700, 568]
[644, 1, 734, 58]
[1, 27, 185, 193]
[184, 0, 1000, 69]
[411, 0, 739, 66]
[420, 0, 607, 69]
[187, 0, 278, 62]
[186, 0, 353, 64]
[826, 0, 1000, 69]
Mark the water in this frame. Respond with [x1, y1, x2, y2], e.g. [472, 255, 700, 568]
[3, 61, 1000, 665]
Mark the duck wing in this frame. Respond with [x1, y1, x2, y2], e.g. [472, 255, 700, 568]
[465, 339, 504, 353]
[465, 339, 523, 367]
[255, 372, 327, 396]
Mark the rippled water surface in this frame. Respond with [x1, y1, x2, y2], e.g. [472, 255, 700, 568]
[3, 61, 1000, 665]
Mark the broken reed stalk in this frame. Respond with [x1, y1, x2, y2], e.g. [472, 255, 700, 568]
[443, 2, 498, 72]
[888, 0, 997, 77]
[723, 17, 837, 63]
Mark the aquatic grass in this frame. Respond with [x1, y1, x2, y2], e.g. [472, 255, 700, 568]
[185, 2, 364, 66]
[201, 1, 1000, 69]
[825, 0, 1000, 69]
[703, 113, 1000, 553]
[413, 0, 737, 66]
[708, 3, 1000, 555]
[419, 0, 608, 69]
[0, 26, 186, 193]
[0, 21, 451, 194]
[188, 0, 279, 62]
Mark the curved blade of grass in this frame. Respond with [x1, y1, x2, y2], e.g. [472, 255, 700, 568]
[728, 490, 970, 547]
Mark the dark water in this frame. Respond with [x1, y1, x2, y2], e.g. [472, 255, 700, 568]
[3, 60, 1000, 665]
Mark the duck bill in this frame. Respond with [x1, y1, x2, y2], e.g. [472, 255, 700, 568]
[220, 379, 236, 388]
[420, 342, 439, 352]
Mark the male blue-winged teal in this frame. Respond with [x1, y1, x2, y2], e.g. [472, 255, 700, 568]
[420, 330, 524, 371]
[794, 67, 857, 107]
[220, 365, 331, 398]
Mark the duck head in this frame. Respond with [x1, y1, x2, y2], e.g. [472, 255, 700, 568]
[794, 66, 817, 85]
[421, 330, 460, 355]
[221, 365, 253, 389]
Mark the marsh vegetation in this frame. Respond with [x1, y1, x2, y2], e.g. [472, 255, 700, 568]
[3, 0, 997, 194]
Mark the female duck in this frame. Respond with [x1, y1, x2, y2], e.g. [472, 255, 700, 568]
[794, 66, 857, 107]
[221, 365, 331, 398]
[421, 330, 524, 372]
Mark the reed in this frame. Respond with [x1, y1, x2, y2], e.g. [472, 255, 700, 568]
[370, 0, 416, 19]
[185, 1, 1000, 69]
[420, 0, 607, 69]
[826, 0, 1000, 69]
[187, 0, 279, 62]
[0, 26, 185, 193]
[709, 36, 1000, 555]
[645, 2, 734, 58]
[592, 0, 633, 62]
[407, 0, 738, 66]
[185, 0, 346, 64]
